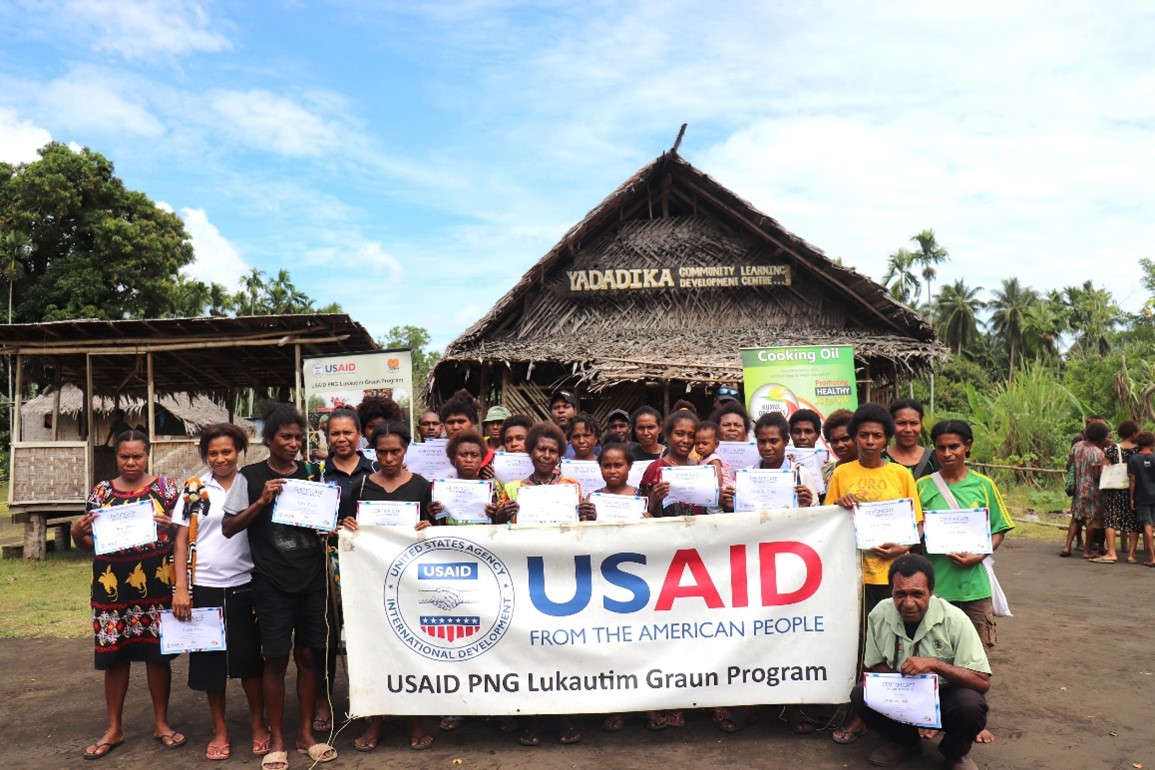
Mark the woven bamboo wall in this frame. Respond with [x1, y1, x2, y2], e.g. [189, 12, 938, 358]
[151, 441, 271, 483]
[11, 444, 88, 502]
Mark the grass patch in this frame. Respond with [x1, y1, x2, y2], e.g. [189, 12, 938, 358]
[0, 549, 92, 638]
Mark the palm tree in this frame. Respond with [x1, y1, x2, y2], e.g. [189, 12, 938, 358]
[1021, 299, 1063, 360]
[207, 282, 233, 317]
[989, 277, 1039, 381]
[238, 268, 266, 315]
[1, 230, 30, 324]
[1064, 281, 1117, 357]
[882, 248, 921, 306]
[934, 279, 984, 355]
[910, 229, 949, 309]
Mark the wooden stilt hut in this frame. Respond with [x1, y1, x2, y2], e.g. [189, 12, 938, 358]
[429, 151, 947, 421]
[0, 314, 376, 559]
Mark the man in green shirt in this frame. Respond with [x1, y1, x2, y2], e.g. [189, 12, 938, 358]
[851, 554, 990, 770]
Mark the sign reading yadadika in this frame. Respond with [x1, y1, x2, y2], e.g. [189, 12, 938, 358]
[566, 264, 791, 292]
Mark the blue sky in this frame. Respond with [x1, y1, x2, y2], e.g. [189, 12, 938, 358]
[1, 1, 1153, 351]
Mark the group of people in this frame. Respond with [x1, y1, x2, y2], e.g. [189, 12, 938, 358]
[71, 388, 1011, 769]
[1061, 416, 1155, 565]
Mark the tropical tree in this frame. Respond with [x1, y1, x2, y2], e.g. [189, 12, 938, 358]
[989, 277, 1039, 381]
[0, 229, 30, 324]
[1020, 297, 1064, 361]
[934, 279, 984, 355]
[378, 325, 441, 410]
[236, 268, 266, 315]
[882, 248, 921, 306]
[910, 229, 949, 309]
[0, 142, 195, 322]
[1063, 281, 1117, 358]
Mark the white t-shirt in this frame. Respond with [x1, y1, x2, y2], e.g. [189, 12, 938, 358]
[174, 471, 255, 588]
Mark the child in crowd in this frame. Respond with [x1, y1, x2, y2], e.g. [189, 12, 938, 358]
[1128, 431, 1155, 566]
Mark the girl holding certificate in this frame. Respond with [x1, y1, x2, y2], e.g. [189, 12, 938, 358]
[641, 410, 709, 519]
[720, 412, 818, 511]
[70, 430, 183, 760]
[339, 420, 436, 752]
[629, 405, 666, 462]
[172, 423, 269, 761]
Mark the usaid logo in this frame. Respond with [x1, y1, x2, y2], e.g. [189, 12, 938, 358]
[312, 364, 323, 377]
[385, 538, 513, 661]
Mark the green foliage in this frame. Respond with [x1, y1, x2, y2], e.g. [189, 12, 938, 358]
[911, 355, 993, 417]
[0, 143, 194, 322]
[228, 267, 339, 317]
[378, 325, 441, 411]
[963, 361, 1084, 474]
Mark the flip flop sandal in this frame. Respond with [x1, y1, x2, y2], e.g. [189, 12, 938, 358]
[410, 734, 434, 751]
[1058, 550, 1072, 557]
[206, 742, 231, 761]
[602, 715, 625, 732]
[353, 735, 379, 753]
[646, 715, 668, 731]
[663, 710, 686, 728]
[440, 716, 464, 732]
[261, 751, 289, 770]
[518, 730, 541, 747]
[791, 719, 817, 734]
[82, 740, 124, 761]
[558, 728, 582, 745]
[297, 743, 337, 763]
[312, 716, 332, 733]
[154, 732, 187, 749]
[252, 736, 272, 756]
[832, 726, 867, 744]
[719, 709, 758, 733]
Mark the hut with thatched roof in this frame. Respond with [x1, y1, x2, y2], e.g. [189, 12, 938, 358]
[430, 150, 947, 420]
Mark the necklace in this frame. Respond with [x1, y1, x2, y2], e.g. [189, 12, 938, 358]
[266, 457, 297, 475]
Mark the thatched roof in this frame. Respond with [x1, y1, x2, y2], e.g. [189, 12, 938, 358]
[22, 384, 252, 434]
[432, 151, 946, 396]
[0, 314, 377, 398]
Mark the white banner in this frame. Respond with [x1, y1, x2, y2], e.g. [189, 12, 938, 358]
[339, 506, 860, 715]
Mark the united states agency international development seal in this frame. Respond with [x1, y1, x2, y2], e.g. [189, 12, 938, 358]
[384, 536, 514, 661]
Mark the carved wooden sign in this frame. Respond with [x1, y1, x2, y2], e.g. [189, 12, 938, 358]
[565, 264, 791, 292]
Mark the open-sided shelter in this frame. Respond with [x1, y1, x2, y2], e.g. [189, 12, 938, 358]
[0, 314, 376, 558]
[430, 151, 947, 421]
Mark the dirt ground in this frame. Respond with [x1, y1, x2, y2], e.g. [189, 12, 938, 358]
[3, 536, 1153, 770]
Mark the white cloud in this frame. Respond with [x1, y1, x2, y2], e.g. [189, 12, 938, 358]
[0, 110, 52, 164]
[179, 208, 249, 290]
[62, 0, 231, 59]
[210, 90, 344, 157]
[304, 240, 406, 282]
[34, 66, 166, 138]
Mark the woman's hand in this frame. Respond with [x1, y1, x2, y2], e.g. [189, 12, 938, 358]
[427, 501, 444, 521]
[152, 512, 175, 531]
[720, 485, 735, 512]
[340, 517, 360, 532]
[796, 486, 814, 508]
[947, 552, 985, 568]
[578, 501, 597, 522]
[488, 500, 517, 524]
[415, 520, 432, 532]
[479, 464, 495, 480]
[71, 512, 96, 541]
[834, 493, 858, 509]
[872, 543, 910, 559]
[258, 479, 286, 506]
[652, 481, 671, 502]
[172, 587, 193, 620]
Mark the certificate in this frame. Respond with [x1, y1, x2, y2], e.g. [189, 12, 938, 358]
[863, 672, 941, 728]
[923, 508, 993, 554]
[715, 442, 759, 480]
[590, 492, 647, 522]
[853, 498, 920, 549]
[432, 478, 491, 524]
[516, 483, 580, 525]
[158, 607, 226, 655]
[785, 447, 829, 493]
[357, 500, 420, 527]
[662, 465, 719, 508]
[560, 459, 605, 494]
[493, 452, 533, 485]
[271, 479, 340, 531]
[404, 442, 456, 480]
[627, 460, 655, 488]
[733, 468, 797, 512]
[91, 499, 158, 555]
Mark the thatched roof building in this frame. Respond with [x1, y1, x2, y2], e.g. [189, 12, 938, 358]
[430, 151, 946, 420]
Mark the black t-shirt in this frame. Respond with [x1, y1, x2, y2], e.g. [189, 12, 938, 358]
[224, 461, 322, 593]
[1128, 452, 1155, 506]
[630, 442, 663, 462]
[324, 455, 377, 521]
[904, 620, 920, 640]
[358, 474, 434, 522]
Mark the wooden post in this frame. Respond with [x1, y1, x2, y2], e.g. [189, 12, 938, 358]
[863, 363, 872, 403]
[146, 352, 156, 475]
[23, 512, 46, 560]
[9, 354, 22, 505]
[85, 354, 94, 490]
[50, 385, 61, 441]
[478, 365, 489, 418]
[892, 361, 900, 405]
[663, 379, 670, 416]
[294, 344, 303, 413]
